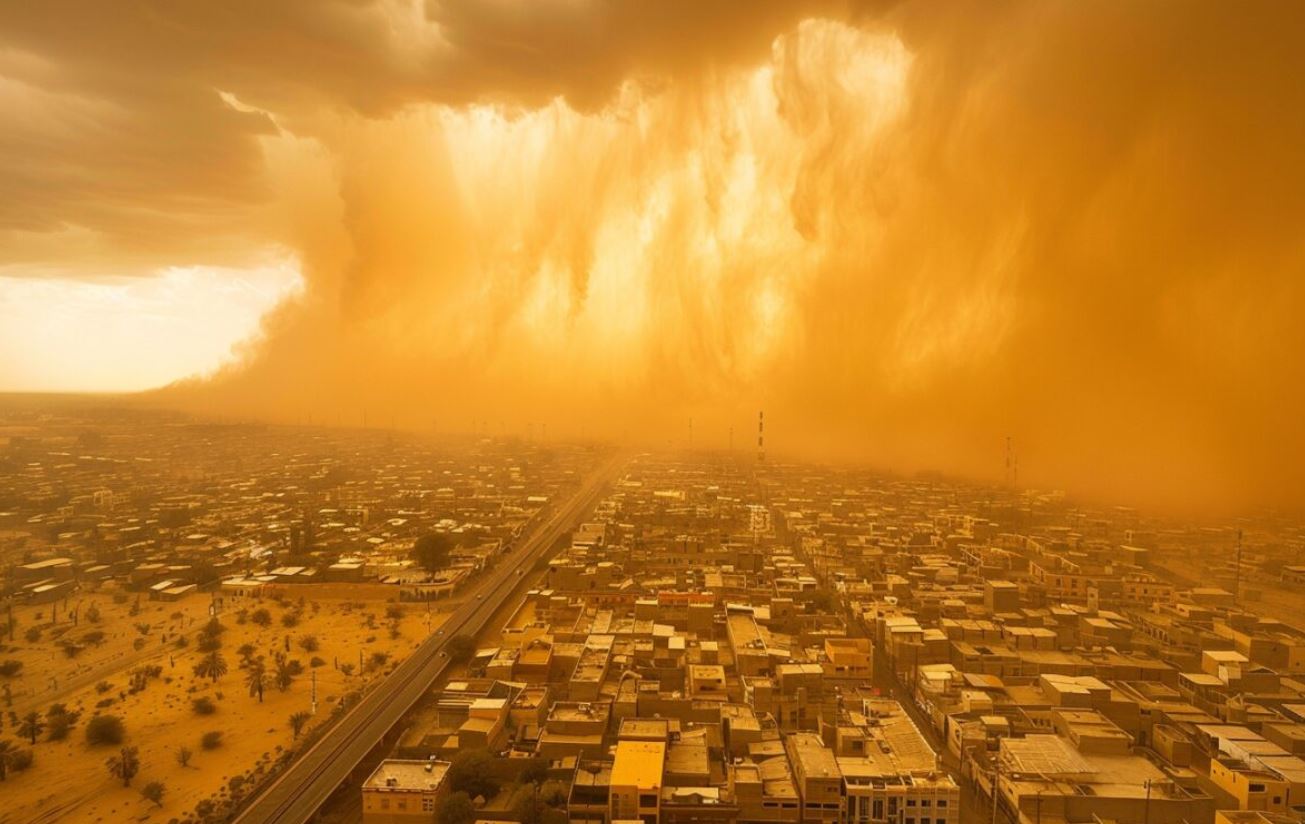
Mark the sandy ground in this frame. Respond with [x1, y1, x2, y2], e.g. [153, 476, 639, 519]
[0, 587, 445, 823]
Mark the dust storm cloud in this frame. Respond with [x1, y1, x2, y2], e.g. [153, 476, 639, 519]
[3, 1, 1304, 512]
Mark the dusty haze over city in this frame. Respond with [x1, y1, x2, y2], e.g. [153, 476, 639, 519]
[6, 6, 1305, 824]
[3, 2, 1305, 513]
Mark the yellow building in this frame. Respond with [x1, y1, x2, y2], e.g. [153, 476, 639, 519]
[1208, 759, 1293, 813]
[610, 739, 667, 824]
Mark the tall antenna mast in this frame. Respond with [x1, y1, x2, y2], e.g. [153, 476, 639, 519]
[757, 411, 765, 464]
[1235, 528, 1244, 605]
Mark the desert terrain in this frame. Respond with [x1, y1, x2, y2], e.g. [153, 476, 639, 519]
[0, 586, 441, 823]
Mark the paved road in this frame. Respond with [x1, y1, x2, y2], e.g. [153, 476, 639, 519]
[232, 452, 625, 824]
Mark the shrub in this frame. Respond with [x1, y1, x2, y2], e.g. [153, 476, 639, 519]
[280, 612, 300, 628]
[192, 697, 218, 715]
[200, 730, 223, 750]
[141, 780, 166, 807]
[24, 627, 41, 643]
[85, 714, 126, 746]
[47, 713, 72, 741]
[298, 635, 319, 652]
[8, 748, 34, 772]
[0, 659, 22, 677]
[250, 609, 272, 627]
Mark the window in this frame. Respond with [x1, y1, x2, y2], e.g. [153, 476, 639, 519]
[937, 800, 948, 808]
[640, 794, 658, 808]
[423, 796, 436, 812]
[907, 799, 917, 807]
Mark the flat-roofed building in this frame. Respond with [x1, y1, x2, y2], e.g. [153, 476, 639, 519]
[610, 740, 667, 824]
[361, 759, 450, 824]
[786, 732, 843, 823]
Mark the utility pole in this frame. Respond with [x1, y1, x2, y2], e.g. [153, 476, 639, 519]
[990, 756, 1001, 824]
[311, 669, 318, 716]
[1143, 778, 1152, 824]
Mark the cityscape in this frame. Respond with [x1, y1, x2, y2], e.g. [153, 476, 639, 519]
[3, 2, 1305, 824]
[2, 401, 1304, 824]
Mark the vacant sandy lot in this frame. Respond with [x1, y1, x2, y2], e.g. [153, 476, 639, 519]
[0, 587, 445, 823]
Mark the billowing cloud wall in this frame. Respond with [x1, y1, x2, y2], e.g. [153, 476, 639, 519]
[3, 1, 1304, 512]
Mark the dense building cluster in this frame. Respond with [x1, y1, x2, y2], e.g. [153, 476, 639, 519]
[6, 407, 1305, 824]
[366, 453, 1305, 824]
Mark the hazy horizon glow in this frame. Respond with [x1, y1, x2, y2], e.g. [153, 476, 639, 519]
[0, 261, 301, 392]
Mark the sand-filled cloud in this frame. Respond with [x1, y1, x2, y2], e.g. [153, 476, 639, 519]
[4, 1, 1304, 512]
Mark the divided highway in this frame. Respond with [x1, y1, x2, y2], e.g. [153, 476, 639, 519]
[233, 452, 625, 824]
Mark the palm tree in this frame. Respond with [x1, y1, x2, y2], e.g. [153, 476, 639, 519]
[274, 656, 294, 692]
[0, 739, 13, 781]
[106, 746, 140, 787]
[194, 650, 228, 683]
[244, 660, 267, 702]
[289, 710, 311, 739]
[17, 711, 43, 745]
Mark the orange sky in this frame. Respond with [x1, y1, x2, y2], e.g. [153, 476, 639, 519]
[3, 1, 1305, 512]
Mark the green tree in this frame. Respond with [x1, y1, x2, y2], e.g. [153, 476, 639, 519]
[245, 660, 267, 702]
[106, 746, 140, 787]
[437, 791, 476, 824]
[446, 634, 477, 664]
[274, 656, 295, 692]
[289, 710, 311, 739]
[413, 533, 454, 572]
[17, 711, 43, 745]
[193, 651, 228, 683]
[448, 748, 500, 800]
